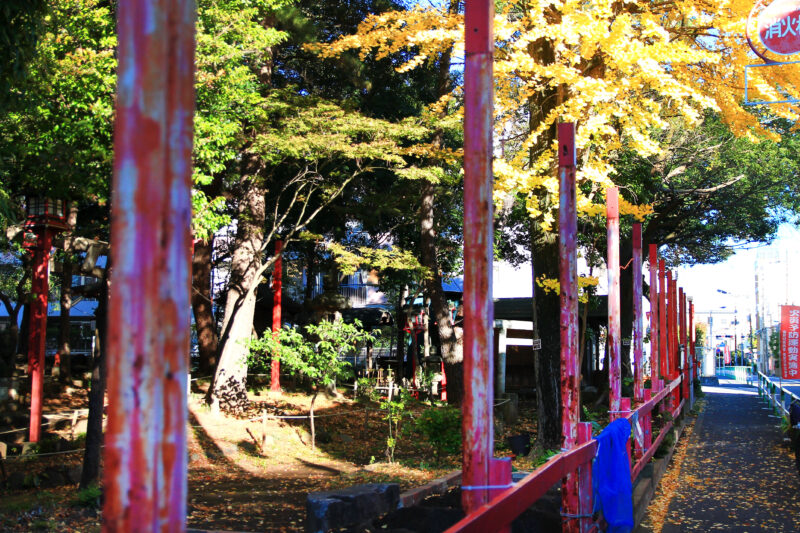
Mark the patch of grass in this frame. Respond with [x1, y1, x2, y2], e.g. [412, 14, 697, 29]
[0, 490, 59, 514]
[74, 484, 102, 508]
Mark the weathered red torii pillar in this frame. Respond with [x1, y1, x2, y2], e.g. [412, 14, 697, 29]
[632, 223, 644, 403]
[649, 245, 659, 387]
[104, 0, 195, 530]
[462, 0, 511, 516]
[606, 187, 622, 419]
[658, 260, 668, 379]
[271, 240, 283, 392]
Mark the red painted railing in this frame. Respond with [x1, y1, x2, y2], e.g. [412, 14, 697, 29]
[446, 374, 685, 533]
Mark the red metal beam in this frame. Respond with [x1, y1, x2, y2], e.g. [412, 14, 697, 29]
[462, 0, 495, 514]
[271, 240, 283, 392]
[632, 224, 643, 403]
[648, 245, 658, 387]
[607, 187, 621, 418]
[27, 228, 54, 443]
[104, 0, 195, 529]
[558, 123, 581, 533]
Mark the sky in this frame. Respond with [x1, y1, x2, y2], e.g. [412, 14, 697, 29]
[677, 223, 800, 327]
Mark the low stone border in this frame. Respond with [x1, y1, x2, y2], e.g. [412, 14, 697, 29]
[398, 469, 462, 508]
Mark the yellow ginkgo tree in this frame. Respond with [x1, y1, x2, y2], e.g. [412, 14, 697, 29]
[315, 0, 800, 444]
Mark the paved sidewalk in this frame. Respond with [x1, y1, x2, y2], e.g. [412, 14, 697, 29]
[638, 382, 800, 532]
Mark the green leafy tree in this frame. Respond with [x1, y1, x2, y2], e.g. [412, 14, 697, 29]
[250, 319, 374, 448]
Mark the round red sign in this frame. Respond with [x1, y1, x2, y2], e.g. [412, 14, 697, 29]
[758, 0, 800, 55]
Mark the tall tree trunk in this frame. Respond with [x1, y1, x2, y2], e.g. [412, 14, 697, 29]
[418, 0, 461, 403]
[304, 241, 316, 303]
[208, 179, 266, 413]
[528, 34, 562, 449]
[395, 291, 406, 381]
[56, 205, 78, 381]
[56, 258, 73, 380]
[80, 272, 108, 489]
[420, 180, 463, 402]
[192, 237, 218, 375]
[531, 231, 561, 449]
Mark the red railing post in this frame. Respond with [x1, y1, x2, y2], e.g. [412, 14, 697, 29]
[104, 0, 195, 530]
[642, 389, 652, 455]
[632, 224, 644, 403]
[271, 240, 282, 392]
[462, 0, 495, 514]
[658, 260, 667, 381]
[649, 245, 658, 387]
[558, 123, 581, 533]
[577, 422, 594, 533]
[27, 227, 54, 443]
[607, 187, 621, 418]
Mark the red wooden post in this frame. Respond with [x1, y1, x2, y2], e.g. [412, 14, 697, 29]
[27, 227, 54, 443]
[104, 0, 195, 530]
[558, 123, 581, 533]
[607, 187, 621, 417]
[680, 289, 688, 401]
[271, 240, 283, 392]
[632, 224, 644, 403]
[658, 260, 667, 380]
[670, 274, 679, 379]
[689, 299, 695, 380]
[462, 0, 496, 514]
[649, 245, 658, 387]
[668, 274, 679, 408]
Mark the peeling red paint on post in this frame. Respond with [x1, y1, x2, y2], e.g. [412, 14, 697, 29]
[271, 240, 283, 392]
[462, 0, 495, 514]
[27, 228, 54, 443]
[104, 0, 195, 530]
[632, 224, 644, 403]
[649, 245, 658, 386]
[558, 123, 581, 533]
[658, 260, 667, 380]
[606, 187, 621, 418]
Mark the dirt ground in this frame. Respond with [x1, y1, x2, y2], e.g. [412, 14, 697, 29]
[1, 381, 540, 532]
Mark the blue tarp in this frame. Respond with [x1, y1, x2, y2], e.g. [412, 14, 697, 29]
[593, 418, 633, 533]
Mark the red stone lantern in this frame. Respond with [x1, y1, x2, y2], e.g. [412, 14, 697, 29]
[24, 195, 69, 442]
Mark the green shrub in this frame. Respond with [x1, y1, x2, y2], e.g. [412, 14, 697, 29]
[415, 405, 462, 459]
[355, 377, 380, 403]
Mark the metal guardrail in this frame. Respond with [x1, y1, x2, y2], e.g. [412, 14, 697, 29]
[757, 371, 800, 420]
[446, 374, 686, 533]
[716, 365, 753, 383]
